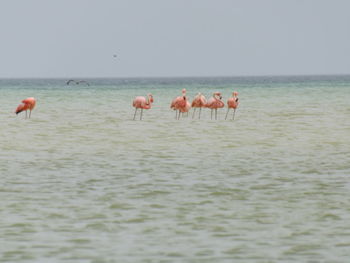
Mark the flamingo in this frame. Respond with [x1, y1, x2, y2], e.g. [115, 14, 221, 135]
[191, 92, 207, 119]
[15, 97, 36, 118]
[170, 88, 187, 120]
[180, 99, 191, 118]
[225, 91, 239, 120]
[132, 94, 154, 120]
[206, 92, 224, 120]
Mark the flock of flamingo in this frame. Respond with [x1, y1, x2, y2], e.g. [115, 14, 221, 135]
[14, 89, 239, 121]
[133, 89, 239, 120]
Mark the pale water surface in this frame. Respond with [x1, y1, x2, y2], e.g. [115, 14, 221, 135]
[1, 76, 350, 262]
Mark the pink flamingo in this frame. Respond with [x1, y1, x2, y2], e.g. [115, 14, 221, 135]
[206, 92, 224, 120]
[225, 91, 239, 120]
[191, 92, 207, 119]
[170, 88, 187, 120]
[15, 97, 36, 118]
[180, 99, 191, 117]
[132, 94, 154, 120]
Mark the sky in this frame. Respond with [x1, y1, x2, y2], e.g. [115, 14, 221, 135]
[1, 0, 350, 78]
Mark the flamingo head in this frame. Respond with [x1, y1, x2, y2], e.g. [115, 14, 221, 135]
[214, 92, 222, 100]
[148, 94, 154, 103]
[233, 91, 238, 96]
[15, 103, 26, 114]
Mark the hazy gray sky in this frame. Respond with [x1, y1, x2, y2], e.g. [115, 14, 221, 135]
[1, 0, 349, 78]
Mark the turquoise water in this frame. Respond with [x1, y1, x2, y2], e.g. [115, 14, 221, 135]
[1, 76, 350, 262]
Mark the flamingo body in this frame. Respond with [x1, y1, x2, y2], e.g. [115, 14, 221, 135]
[171, 89, 188, 119]
[15, 97, 36, 118]
[227, 92, 239, 109]
[133, 96, 152, 109]
[191, 93, 207, 108]
[225, 92, 239, 120]
[206, 92, 224, 120]
[191, 93, 207, 119]
[206, 92, 224, 109]
[132, 94, 153, 120]
[171, 96, 187, 110]
[179, 100, 191, 113]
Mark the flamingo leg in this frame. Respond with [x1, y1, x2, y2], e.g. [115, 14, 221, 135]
[215, 109, 218, 120]
[133, 108, 138, 120]
[140, 108, 143, 120]
[225, 108, 230, 120]
[232, 109, 236, 120]
[192, 108, 196, 119]
[199, 107, 201, 119]
[211, 109, 213, 120]
[25, 110, 27, 119]
[175, 110, 178, 120]
[29, 110, 32, 119]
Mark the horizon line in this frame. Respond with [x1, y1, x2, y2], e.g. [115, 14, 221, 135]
[1, 73, 350, 80]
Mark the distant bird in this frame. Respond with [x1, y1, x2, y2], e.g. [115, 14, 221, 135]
[225, 91, 239, 120]
[66, 79, 90, 86]
[170, 88, 187, 120]
[191, 92, 207, 119]
[132, 94, 154, 120]
[76, 80, 90, 86]
[206, 92, 224, 120]
[113, 54, 117, 58]
[15, 97, 36, 119]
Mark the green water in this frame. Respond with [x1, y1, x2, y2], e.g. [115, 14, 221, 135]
[1, 76, 350, 262]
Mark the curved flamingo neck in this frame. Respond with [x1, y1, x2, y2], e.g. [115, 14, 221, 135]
[144, 95, 152, 109]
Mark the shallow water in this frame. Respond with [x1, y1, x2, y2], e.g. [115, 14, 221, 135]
[1, 76, 350, 262]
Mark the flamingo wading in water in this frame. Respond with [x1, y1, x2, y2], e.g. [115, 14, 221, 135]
[170, 88, 188, 120]
[181, 99, 191, 118]
[225, 91, 239, 120]
[206, 92, 224, 120]
[15, 97, 36, 118]
[191, 92, 207, 119]
[132, 94, 154, 120]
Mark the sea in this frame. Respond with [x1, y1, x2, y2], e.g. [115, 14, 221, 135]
[0, 75, 349, 262]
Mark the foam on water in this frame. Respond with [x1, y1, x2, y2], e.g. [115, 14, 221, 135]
[1, 76, 350, 262]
